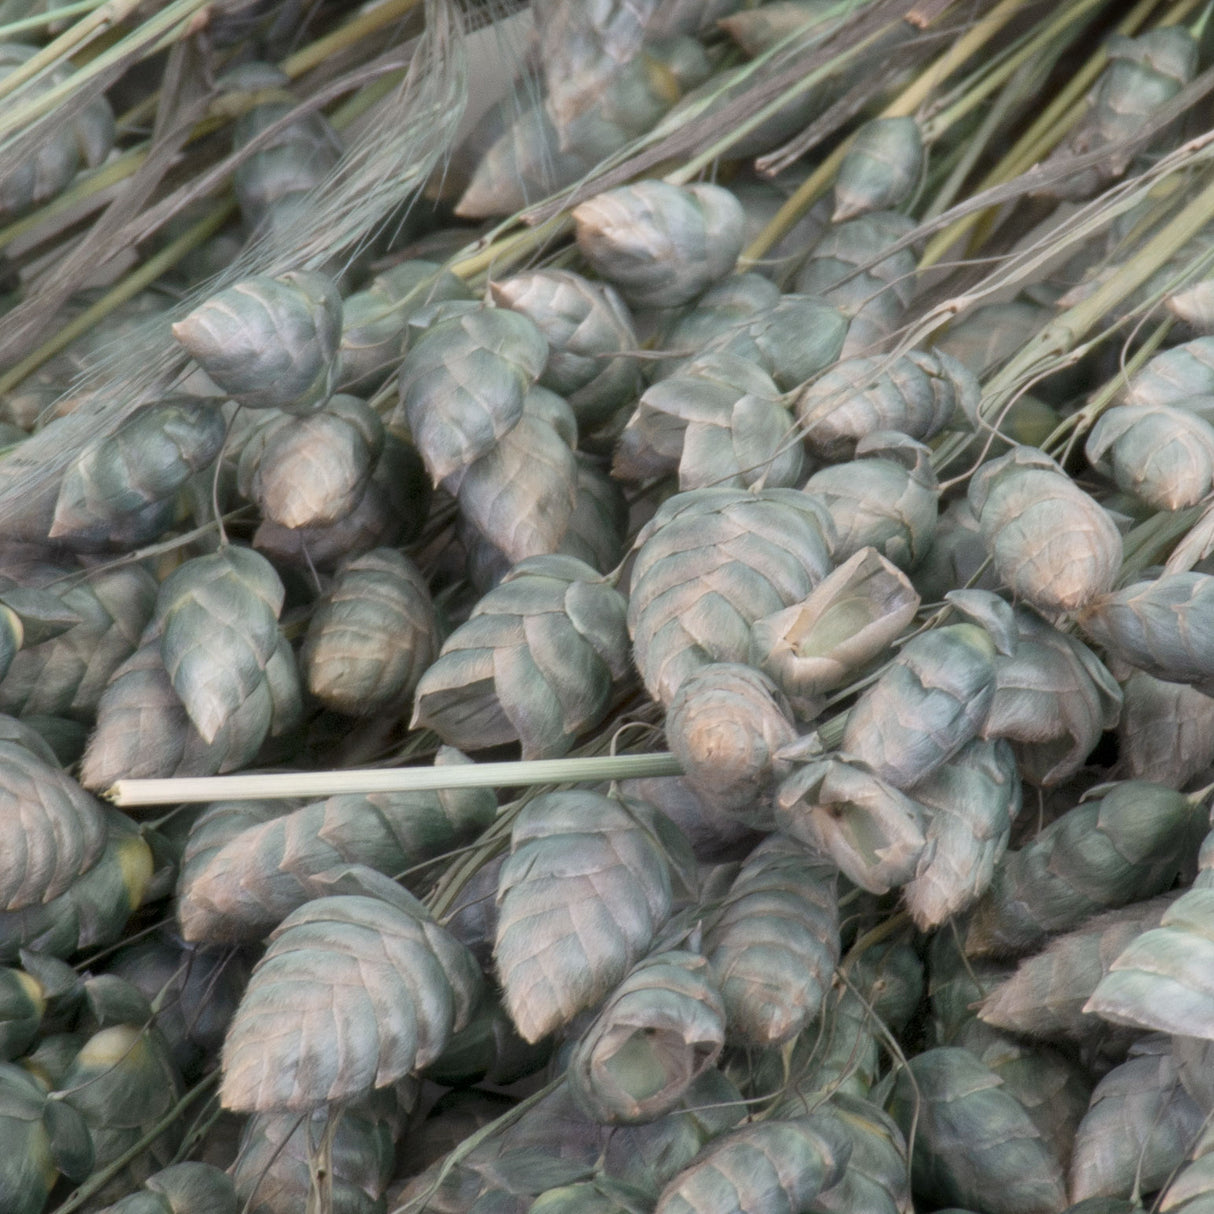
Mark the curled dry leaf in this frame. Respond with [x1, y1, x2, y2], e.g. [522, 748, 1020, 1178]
[567, 949, 725, 1125]
[751, 546, 919, 720]
[776, 756, 926, 894]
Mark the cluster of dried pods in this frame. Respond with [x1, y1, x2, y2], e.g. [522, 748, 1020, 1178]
[7, 0, 1214, 1212]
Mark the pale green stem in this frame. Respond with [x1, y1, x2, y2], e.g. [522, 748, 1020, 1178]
[107, 751, 686, 806]
[0, 0, 106, 39]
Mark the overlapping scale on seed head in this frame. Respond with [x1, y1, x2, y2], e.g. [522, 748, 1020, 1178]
[627, 487, 835, 707]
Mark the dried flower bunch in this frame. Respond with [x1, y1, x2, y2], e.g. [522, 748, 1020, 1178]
[4, 1, 1214, 1212]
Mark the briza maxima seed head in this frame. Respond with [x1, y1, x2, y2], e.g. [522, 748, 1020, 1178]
[171, 271, 343, 413]
[968, 445, 1123, 613]
[1078, 572, 1214, 693]
[702, 832, 839, 1047]
[1085, 401, 1214, 510]
[664, 662, 796, 825]
[573, 180, 745, 308]
[833, 115, 924, 222]
[627, 487, 835, 707]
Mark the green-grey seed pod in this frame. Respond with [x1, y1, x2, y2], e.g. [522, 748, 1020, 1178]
[620, 774, 757, 862]
[496, 791, 676, 1043]
[904, 737, 1022, 930]
[793, 211, 918, 354]
[455, 385, 579, 563]
[702, 832, 839, 1047]
[599, 1069, 746, 1196]
[60, 1022, 183, 1199]
[490, 269, 640, 430]
[104, 931, 251, 1083]
[1079, 573, 1214, 693]
[573, 181, 746, 308]
[248, 394, 383, 529]
[751, 547, 920, 721]
[221, 887, 479, 1111]
[982, 607, 1122, 786]
[567, 949, 725, 1124]
[665, 663, 796, 826]
[1118, 670, 1214, 786]
[0, 1062, 92, 1214]
[719, 0, 837, 55]
[396, 304, 548, 487]
[677, 375, 806, 491]
[0, 45, 114, 221]
[930, 928, 1012, 1046]
[914, 496, 1000, 602]
[533, 0, 648, 132]
[340, 260, 472, 393]
[628, 487, 835, 706]
[1048, 27, 1197, 199]
[0, 741, 107, 909]
[776, 756, 927, 894]
[229, 73, 342, 234]
[532, 1177, 654, 1214]
[79, 630, 272, 790]
[252, 431, 430, 571]
[0, 967, 43, 1059]
[655, 1113, 851, 1214]
[301, 547, 436, 716]
[1084, 879, 1214, 1039]
[615, 351, 782, 482]
[658, 280, 847, 391]
[889, 1046, 1067, 1214]
[233, 1090, 406, 1214]
[657, 272, 781, 375]
[462, 451, 628, 592]
[966, 782, 1204, 958]
[453, 92, 601, 220]
[950, 1019, 1092, 1172]
[979, 895, 1175, 1045]
[155, 545, 283, 742]
[172, 272, 343, 413]
[97, 1161, 237, 1214]
[412, 554, 630, 759]
[834, 116, 924, 222]
[0, 808, 153, 961]
[1086, 402, 1214, 510]
[0, 564, 154, 725]
[1069, 1037, 1205, 1204]
[1124, 337, 1214, 407]
[777, 1094, 910, 1214]
[795, 349, 976, 461]
[841, 621, 999, 789]
[177, 749, 493, 943]
[50, 399, 226, 544]
[805, 431, 940, 569]
[423, 997, 550, 1089]
[969, 446, 1123, 614]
